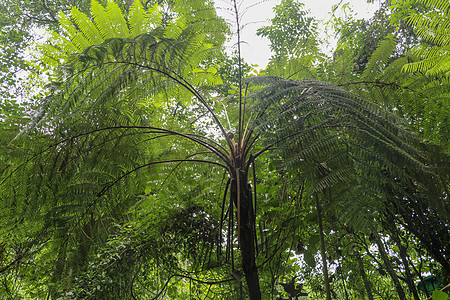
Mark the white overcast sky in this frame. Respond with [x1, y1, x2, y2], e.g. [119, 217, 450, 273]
[215, 0, 380, 68]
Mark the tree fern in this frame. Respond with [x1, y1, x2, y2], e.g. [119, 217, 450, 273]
[3, 2, 229, 294]
[2, 0, 449, 298]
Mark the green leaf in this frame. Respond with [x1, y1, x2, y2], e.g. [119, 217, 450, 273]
[432, 290, 449, 300]
[206, 67, 217, 74]
[304, 250, 316, 268]
[308, 234, 320, 249]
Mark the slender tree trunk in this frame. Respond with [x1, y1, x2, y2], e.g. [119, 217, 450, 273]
[338, 258, 350, 300]
[384, 216, 420, 300]
[231, 170, 261, 300]
[315, 193, 331, 300]
[354, 246, 374, 300]
[372, 229, 407, 300]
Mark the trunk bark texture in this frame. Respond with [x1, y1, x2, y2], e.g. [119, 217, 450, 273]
[231, 169, 261, 300]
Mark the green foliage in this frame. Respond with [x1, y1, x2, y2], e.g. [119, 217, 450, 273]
[355, 29, 449, 149]
[401, 0, 450, 76]
[362, 35, 398, 81]
[433, 290, 449, 300]
[256, 0, 323, 82]
[0, 0, 94, 104]
[257, 0, 318, 58]
[35, 0, 203, 69]
[1, 0, 449, 299]
[31, 0, 224, 129]
[333, 2, 418, 75]
[256, 0, 320, 80]
[246, 76, 442, 212]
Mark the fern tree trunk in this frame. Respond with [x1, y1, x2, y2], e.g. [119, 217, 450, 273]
[230, 169, 261, 300]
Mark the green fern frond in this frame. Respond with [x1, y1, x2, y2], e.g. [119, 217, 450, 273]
[129, 0, 148, 36]
[35, 41, 67, 69]
[403, 48, 447, 74]
[58, 11, 90, 51]
[358, 34, 449, 149]
[417, 0, 450, 13]
[105, 0, 129, 38]
[403, 0, 450, 77]
[146, 3, 162, 29]
[247, 76, 435, 203]
[48, 31, 79, 56]
[91, 0, 117, 39]
[70, 6, 103, 45]
[31, 27, 218, 132]
[362, 36, 397, 81]
[425, 55, 450, 76]
[164, 16, 187, 40]
[376, 56, 409, 84]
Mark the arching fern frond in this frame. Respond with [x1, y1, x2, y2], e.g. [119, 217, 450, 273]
[105, 0, 129, 37]
[129, 1, 161, 36]
[246, 76, 445, 216]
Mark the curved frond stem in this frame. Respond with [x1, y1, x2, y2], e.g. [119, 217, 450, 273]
[240, 82, 249, 148]
[253, 129, 307, 159]
[110, 61, 233, 149]
[251, 156, 258, 255]
[236, 168, 241, 246]
[253, 145, 277, 160]
[242, 131, 258, 162]
[242, 111, 253, 146]
[3, 126, 231, 185]
[183, 132, 229, 155]
[219, 177, 231, 263]
[229, 193, 234, 269]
